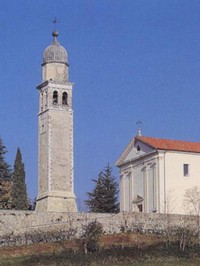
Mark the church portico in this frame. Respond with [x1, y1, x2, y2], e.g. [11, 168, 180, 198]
[119, 159, 158, 213]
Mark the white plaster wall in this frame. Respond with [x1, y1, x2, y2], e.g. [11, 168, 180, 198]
[165, 151, 200, 214]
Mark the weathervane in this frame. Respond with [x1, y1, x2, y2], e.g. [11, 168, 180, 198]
[53, 17, 59, 31]
[136, 120, 142, 136]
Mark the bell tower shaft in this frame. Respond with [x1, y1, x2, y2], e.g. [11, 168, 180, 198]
[36, 31, 77, 212]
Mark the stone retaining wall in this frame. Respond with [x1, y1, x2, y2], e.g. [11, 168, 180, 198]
[0, 211, 198, 246]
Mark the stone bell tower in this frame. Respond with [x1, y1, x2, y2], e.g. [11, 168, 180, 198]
[35, 30, 77, 212]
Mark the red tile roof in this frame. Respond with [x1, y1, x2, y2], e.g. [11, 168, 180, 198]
[137, 136, 200, 153]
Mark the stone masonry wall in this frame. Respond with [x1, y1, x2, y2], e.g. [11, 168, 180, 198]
[0, 211, 198, 246]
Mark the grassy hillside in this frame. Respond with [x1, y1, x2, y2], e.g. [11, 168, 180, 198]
[0, 232, 200, 265]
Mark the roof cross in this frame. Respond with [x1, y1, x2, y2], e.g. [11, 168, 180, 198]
[136, 120, 142, 136]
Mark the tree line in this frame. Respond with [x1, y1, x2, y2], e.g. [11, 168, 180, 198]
[0, 137, 120, 213]
[0, 138, 29, 210]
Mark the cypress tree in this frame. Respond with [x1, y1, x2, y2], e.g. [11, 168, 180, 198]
[12, 148, 28, 210]
[0, 138, 12, 209]
[85, 164, 119, 213]
[0, 138, 11, 179]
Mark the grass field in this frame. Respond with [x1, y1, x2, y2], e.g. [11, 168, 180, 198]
[0, 232, 200, 266]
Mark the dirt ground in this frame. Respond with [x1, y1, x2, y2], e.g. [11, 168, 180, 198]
[0, 232, 163, 260]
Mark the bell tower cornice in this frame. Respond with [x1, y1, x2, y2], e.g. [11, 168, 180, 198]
[36, 80, 74, 90]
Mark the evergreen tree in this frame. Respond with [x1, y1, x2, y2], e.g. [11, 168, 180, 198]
[0, 138, 11, 180]
[0, 138, 12, 209]
[12, 148, 28, 210]
[85, 164, 119, 213]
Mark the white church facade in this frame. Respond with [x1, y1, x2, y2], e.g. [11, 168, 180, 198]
[35, 30, 77, 212]
[116, 135, 200, 214]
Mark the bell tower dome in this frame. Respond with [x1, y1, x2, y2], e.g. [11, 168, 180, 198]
[36, 30, 77, 212]
[42, 31, 69, 82]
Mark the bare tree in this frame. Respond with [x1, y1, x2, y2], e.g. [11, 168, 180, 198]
[184, 186, 200, 244]
[81, 221, 103, 254]
[177, 218, 193, 252]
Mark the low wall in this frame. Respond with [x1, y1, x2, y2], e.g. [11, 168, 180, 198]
[0, 211, 197, 246]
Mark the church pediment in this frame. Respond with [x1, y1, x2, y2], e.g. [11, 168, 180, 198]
[116, 137, 154, 166]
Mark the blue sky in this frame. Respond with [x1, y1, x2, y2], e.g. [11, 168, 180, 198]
[1, 0, 200, 208]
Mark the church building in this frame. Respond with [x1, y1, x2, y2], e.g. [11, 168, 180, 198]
[116, 134, 200, 214]
[35, 30, 77, 212]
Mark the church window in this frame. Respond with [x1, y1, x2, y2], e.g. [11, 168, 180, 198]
[53, 91, 58, 105]
[137, 145, 141, 152]
[183, 164, 189, 176]
[62, 92, 68, 105]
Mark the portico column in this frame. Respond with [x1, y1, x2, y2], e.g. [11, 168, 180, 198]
[120, 173, 124, 211]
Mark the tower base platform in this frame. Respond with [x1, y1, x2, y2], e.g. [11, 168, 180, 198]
[35, 191, 77, 212]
